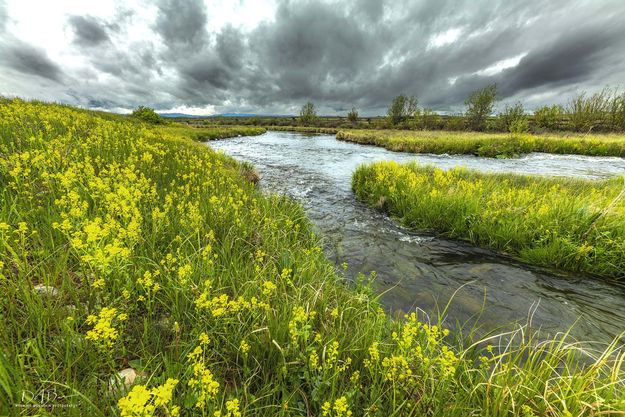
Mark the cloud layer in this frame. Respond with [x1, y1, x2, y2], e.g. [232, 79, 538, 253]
[1, 0, 625, 115]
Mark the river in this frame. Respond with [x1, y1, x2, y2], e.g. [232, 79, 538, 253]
[209, 131, 625, 343]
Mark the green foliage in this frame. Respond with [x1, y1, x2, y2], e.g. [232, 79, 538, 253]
[131, 105, 163, 124]
[346, 107, 358, 123]
[418, 108, 440, 130]
[299, 101, 318, 125]
[2, 99, 625, 416]
[498, 101, 527, 133]
[465, 84, 497, 131]
[336, 128, 625, 158]
[353, 161, 625, 278]
[387, 95, 418, 126]
[533, 104, 564, 130]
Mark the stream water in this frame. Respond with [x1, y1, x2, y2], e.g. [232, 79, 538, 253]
[209, 131, 625, 343]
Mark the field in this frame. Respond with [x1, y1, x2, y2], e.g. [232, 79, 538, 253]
[337, 129, 625, 158]
[1, 99, 624, 416]
[353, 161, 625, 279]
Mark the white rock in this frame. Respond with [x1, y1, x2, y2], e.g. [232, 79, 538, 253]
[33, 284, 58, 297]
[109, 368, 138, 393]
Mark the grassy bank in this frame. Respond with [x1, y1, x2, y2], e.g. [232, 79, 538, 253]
[161, 125, 266, 141]
[353, 161, 625, 279]
[337, 129, 625, 158]
[268, 126, 339, 134]
[1, 99, 624, 416]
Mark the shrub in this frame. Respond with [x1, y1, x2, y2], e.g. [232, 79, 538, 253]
[533, 105, 564, 130]
[387, 95, 418, 126]
[347, 107, 359, 123]
[299, 101, 318, 125]
[131, 106, 163, 124]
[497, 101, 527, 132]
[465, 84, 497, 131]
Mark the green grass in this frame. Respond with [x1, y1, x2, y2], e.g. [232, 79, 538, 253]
[1, 98, 624, 416]
[337, 129, 625, 158]
[161, 124, 267, 141]
[353, 160, 625, 279]
[267, 126, 339, 134]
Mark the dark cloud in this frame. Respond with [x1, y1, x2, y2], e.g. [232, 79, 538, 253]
[154, 0, 207, 50]
[0, 40, 62, 82]
[68, 15, 110, 47]
[2, 0, 625, 114]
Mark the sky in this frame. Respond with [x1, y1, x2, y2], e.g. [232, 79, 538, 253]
[1, 0, 625, 116]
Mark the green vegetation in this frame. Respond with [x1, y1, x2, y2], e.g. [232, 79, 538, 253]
[268, 125, 339, 134]
[387, 95, 418, 126]
[160, 124, 266, 141]
[465, 84, 498, 131]
[347, 107, 359, 123]
[2, 99, 624, 416]
[336, 128, 625, 157]
[131, 106, 164, 124]
[353, 160, 625, 278]
[299, 101, 318, 125]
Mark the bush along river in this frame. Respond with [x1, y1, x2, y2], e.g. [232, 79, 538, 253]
[209, 131, 625, 343]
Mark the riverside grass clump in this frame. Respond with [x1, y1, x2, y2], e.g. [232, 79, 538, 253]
[353, 161, 625, 279]
[337, 129, 625, 158]
[1, 99, 624, 416]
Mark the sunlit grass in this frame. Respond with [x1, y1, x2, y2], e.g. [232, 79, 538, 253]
[338, 129, 625, 157]
[0, 99, 623, 416]
[353, 160, 625, 279]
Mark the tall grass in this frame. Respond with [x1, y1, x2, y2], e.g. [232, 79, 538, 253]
[337, 129, 625, 157]
[1, 99, 624, 416]
[353, 161, 625, 278]
[160, 124, 266, 141]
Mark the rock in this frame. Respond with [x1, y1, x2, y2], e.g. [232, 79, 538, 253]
[109, 368, 139, 393]
[33, 284, 58, 297]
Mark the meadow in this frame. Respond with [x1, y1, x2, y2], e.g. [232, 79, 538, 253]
[337, 129, 625, 158]
[1, 99, 624, 416]
[353, 161, 625, 279]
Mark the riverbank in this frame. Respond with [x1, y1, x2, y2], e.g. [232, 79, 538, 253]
[337, 129, 625, 158]
[353, 160, 625, 279]
[161, 124, 267, 141]
[1, 99, 623, 416]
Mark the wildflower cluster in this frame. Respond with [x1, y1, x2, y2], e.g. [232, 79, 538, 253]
[117, 378, 179, 417]
[85, 307, 126, 349]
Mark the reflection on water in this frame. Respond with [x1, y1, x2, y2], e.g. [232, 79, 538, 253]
[209, 131, 625, 343]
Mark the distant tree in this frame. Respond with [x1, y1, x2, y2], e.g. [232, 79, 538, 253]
[498, 101, 527, 132]
[299, 101, 318, 125]
[347, 107, 359, 123]
[418, 108, 440, 130]
[465, 84, 497, 131]
[534, 105, 564, 130]
[131, 106, 163, 124]
[387, 95, 418, 126]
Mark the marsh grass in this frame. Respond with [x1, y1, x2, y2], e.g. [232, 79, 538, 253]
[1, 99, 624, 416]
[353, 161, 625, 279]
[337, 129, 625, 158]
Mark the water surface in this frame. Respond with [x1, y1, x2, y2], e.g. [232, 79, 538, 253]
[209, 131, 625, 343]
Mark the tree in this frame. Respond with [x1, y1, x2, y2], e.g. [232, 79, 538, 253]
[131, 106, 163, 124]
[498, 101, 527, 132]
[533, 105, 564, 130]
[465, 84, 497, 131]
[387, 95, 418, 126]
[299, 101, 318, 125]
[347, 107, 359, 123]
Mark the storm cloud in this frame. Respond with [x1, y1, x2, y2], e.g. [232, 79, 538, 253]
[1, 0, 625, 114]
[68, 15, 111, 47]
